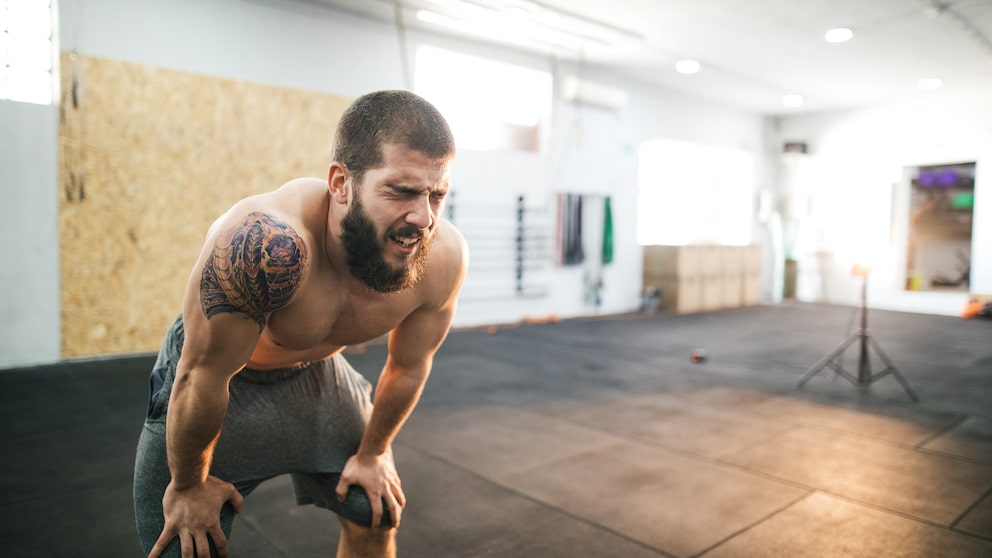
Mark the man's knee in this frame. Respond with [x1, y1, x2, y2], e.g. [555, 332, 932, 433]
[293, 473, 395, 528]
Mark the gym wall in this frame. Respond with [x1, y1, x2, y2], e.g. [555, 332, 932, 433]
[58, 53, 350, 357]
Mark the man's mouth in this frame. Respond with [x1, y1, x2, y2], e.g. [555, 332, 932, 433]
[391, 233, 421, 248]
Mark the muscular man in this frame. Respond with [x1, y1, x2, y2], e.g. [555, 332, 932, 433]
[133, 90, 466, 558]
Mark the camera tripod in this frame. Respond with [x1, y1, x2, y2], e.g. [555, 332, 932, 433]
[798, 272, 919, 402]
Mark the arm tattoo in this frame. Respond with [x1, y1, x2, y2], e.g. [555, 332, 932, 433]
[199, 212, 308, 326]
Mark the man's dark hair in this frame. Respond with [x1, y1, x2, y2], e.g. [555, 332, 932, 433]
[332, 90, 455, 183]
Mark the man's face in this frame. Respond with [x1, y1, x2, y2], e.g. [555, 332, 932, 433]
[340, 144, 450, 293]
[340, 196, 435, 292]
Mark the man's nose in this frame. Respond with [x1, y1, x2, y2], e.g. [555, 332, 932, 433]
[406, 196, 434, 230]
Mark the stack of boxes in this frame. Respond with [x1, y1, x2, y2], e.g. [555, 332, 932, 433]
[743, 245, 762, 306]
[643, 245, 762, 313]
[643, 245, 702, 313]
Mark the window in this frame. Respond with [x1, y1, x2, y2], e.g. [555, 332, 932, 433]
[638, 138, 754, 246]
[415, 45, 551, 152]
[1, 0, 55, 105]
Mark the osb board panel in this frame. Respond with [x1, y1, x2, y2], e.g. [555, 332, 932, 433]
[59, 53, 350, 357]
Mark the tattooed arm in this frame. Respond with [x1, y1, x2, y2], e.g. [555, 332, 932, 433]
[149, 211, 308, 558]
[199, 212, 307, 327]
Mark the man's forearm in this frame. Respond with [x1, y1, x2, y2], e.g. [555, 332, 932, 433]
[358, 362, 430, 457]
[165, 370, 231, 489]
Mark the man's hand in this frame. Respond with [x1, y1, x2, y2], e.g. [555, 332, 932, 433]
[149, 476, 244, 558]
[335, 452, 406, 529]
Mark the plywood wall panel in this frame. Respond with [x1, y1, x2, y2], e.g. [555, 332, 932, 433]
[59, 53, 350, 357]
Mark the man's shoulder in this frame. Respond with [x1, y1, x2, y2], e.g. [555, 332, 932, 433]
[434, 220, 468, 276]
[207, 179, 325, 243]
[438, 219, 468, 256]
[418, 220, 468, 305]
[196, 180, 328, 320]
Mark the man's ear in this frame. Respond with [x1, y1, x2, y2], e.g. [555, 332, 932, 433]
[328, 162, 350, 205]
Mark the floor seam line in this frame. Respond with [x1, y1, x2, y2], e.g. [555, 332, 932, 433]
[949, 487, 991, 532]
[691, 491, 814, 557]
[394, 441, 678, 558]
[915, 414, 970, 448]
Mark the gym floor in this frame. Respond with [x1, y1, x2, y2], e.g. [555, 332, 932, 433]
[2, 302, 990, 557]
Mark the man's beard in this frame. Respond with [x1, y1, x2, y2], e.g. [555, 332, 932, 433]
[340, 198, 433, 293]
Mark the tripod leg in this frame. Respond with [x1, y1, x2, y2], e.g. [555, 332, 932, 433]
[865, 334, 896, 367]
[798, 333, 859, 387]
[866, 336, 919, 402]
[892, 372, 920, 402]
[825, 359, 861, 386]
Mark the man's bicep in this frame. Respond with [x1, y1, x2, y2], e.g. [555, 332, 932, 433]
[179, 310, 261, 378]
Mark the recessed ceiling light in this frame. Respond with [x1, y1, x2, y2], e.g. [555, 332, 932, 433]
[675, 59, 701, 74]
[825, 27, 853, 43]
[917, 78, 943, 90]
[782, 94, 804, 107]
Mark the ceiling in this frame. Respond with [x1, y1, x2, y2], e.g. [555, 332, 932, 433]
[306, 0, 992, 116]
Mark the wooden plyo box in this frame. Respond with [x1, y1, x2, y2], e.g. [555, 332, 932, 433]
[643, 244, 763, 313]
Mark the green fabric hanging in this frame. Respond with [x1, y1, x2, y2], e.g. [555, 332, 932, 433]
[602, 196, 614, 264]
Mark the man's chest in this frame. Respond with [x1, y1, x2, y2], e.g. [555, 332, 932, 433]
[262, 284, 419, 350]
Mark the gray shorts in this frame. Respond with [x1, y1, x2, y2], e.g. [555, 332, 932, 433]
[133, 316, 391, 557]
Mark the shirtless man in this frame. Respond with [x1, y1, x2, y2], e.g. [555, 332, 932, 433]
[133, 90, 466, 558]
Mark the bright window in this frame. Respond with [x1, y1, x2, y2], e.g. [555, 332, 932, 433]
[638, 138, 754, 246]
[415, 45, 551, 151]
[1, 0, 54, 105]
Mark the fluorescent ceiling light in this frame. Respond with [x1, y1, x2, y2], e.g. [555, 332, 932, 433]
[422, 0, 628, 49]
[782, 94, 804, 107]
[416, 10, 526, 47]
[917, 77, 943, 90]
[825, 28, 853, 43]
[416, 9, 581, 51]
[675, 59, 701, 74]
[425, 0, 476, 11]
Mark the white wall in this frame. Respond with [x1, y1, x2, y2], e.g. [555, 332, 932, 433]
[776, 96, 992, 315]
[0, 101, 61, 368]
[3, 0, 770, 365]
[60, 0, 405, 96]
